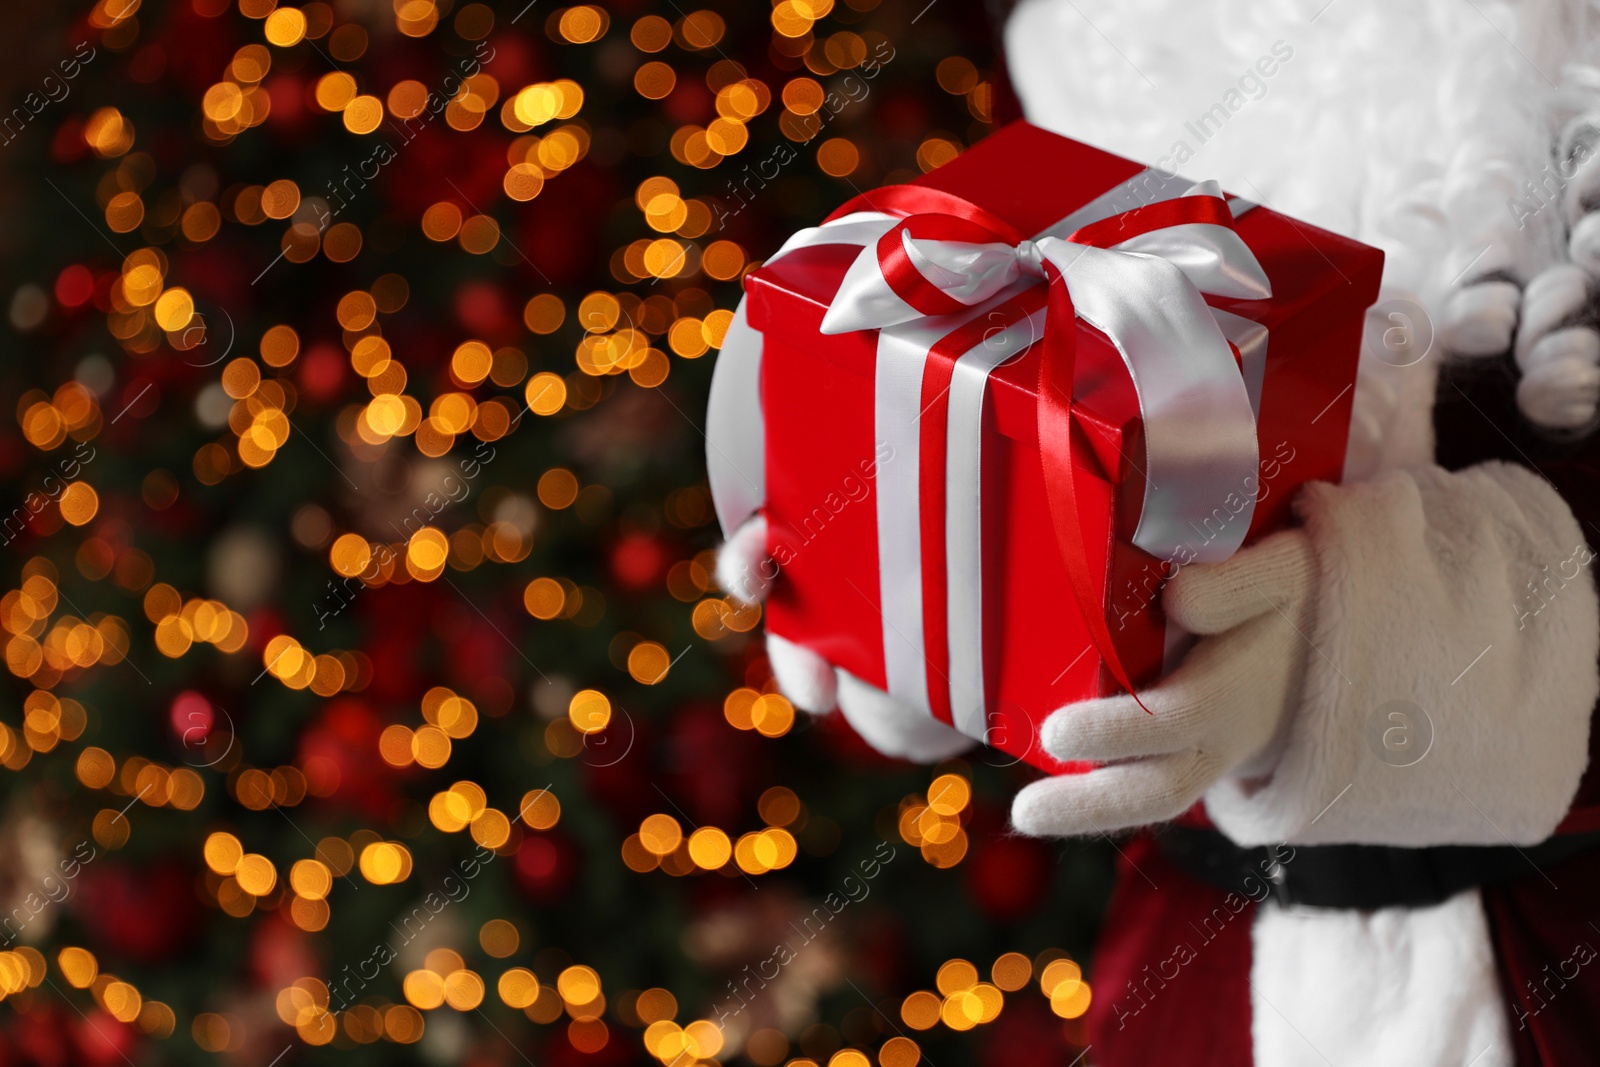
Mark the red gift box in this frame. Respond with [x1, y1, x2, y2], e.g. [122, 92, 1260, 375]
[707, 121, 1383, 772]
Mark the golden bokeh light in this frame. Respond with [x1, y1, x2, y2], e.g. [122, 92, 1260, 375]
[234, 853, 277, 896]
[991, 952, 1032, 992]
[58, 483, 99, 526]
[686, 827, 730, 869]
[567, 689, 610, 733]
[58, 947, 99, 989]
[558, 6, 608, 43]
[519, 788, 561, 829]
[480, 919, 520, 957]
[498, 967, 540, 1008]
[290, 859, 333, 900]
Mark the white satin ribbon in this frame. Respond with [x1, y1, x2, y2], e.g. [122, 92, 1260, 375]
[819, 181, 1270, 337]
[814, 182, 1268, 565]
[945, 307, 1050, 738]
[873, 306, 938, 717]
[705, 212, 896, 539]
[1031, 234, 1261, 563]
[1098, 180, 1272, 302]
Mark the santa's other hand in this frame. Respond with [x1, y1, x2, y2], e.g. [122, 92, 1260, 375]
[715, 514, 971, 758]
[1013, 531, 1318, 838]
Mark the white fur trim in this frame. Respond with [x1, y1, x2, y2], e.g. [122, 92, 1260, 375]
[766, 631, 837, 714]
[1251, 891, 1512, 1067]
[835, 670, 974, 762]
[1207, 463, 1599, 846]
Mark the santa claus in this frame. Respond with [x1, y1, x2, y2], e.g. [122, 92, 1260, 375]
[717, 1, 1600, 1063]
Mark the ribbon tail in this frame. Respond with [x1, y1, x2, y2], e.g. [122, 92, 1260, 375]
[1036, 265, 1152, 715]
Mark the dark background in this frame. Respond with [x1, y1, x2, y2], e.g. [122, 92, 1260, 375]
[0, 2, 1111, 1064]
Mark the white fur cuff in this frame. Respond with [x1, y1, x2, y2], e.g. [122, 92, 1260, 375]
[1206, 463, 1599, 846]
[1252, 890, 1511, 1067]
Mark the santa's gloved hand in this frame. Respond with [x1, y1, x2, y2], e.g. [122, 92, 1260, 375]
[1014, 462, 1599, 847]
[1010, 532, 1316, 836]
[716, 514, 974, 762]
[1439, 115, 1600, 435]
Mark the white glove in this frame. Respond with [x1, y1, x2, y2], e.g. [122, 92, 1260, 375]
[1442, 111, 1600, 434]
[1013, 462, 1600, 847]
[1010, 530, 1316, 836]
[716, 515, 974, 763]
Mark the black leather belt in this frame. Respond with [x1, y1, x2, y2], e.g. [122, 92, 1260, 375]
[1156, 825, 1600, 909]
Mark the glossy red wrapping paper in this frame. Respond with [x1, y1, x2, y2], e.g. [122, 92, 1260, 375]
[746, 122, 1383, 772]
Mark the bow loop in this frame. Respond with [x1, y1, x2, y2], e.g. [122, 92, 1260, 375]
[820, 211, 1026, 335]
[1074, 182, 1272, 301]
[820, 183, 1271, 338]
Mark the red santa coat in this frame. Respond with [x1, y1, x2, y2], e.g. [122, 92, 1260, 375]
[1081, 365, 1600, 1065]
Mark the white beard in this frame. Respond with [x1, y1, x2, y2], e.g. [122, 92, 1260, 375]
[1007, 0, 1600, 466]
[1004, 10, 1600, 1064]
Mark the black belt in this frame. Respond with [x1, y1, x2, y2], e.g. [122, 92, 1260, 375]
[1156, 825, 1600, 910]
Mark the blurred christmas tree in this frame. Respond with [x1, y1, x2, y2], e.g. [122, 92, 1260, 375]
[0, 1, 1113, 1064]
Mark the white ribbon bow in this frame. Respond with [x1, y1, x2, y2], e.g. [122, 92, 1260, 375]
[808, 181, 1272, 566]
